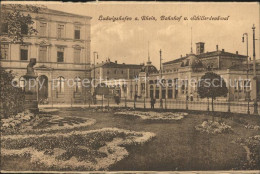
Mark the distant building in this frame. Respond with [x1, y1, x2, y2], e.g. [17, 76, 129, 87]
[97, 42, 259, 102]
[91, 59, 144, 99]
[91, 59, 143, 80]
[144, 42, 260, 101]
[0, 6, 92, 104]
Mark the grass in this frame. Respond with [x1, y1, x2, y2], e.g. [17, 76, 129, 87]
[1, 107, 260, 171]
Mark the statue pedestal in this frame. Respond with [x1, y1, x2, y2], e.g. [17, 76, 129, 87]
[24, 74, 39, 113]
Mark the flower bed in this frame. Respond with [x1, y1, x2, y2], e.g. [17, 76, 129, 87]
[1, 113, 96, 134]
[87, 107, 134, 113]
[244, 124, 260, 131]
[235, 135, 260, 169]
[195, 120, 233, 134]
[1, 110, 34, 129]
[114, 111, 187, 121]
[1, 128, 155, 170]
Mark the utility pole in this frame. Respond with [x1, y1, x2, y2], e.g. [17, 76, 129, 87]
[159, 49, 163, 109]
[93, 51, 98, 105]
[252, 24, 258, 114]
[242, 33, 250, 114]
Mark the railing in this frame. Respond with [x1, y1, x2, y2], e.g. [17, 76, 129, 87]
[88, 98, 260, 115]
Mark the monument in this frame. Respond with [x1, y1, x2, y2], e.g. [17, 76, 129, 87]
[23, 58, 39, 113]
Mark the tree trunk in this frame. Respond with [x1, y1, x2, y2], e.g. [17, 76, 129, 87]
[212, 97, 214, 121]
[211, 97, 214, 112]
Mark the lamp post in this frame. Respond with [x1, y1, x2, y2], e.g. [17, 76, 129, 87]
[252, 24, 258, 114]
[93, 51, 98, 105]
[159, 49, 163, 109]
[242, 33, 250, 114]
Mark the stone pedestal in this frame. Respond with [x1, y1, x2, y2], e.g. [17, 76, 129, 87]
[24, 74, 39, 113]
[24, 58, 38, 113]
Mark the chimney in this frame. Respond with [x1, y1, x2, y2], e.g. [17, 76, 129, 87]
[115, 60, 117, 64]
[196, 42, 205, 55]
[222, 49, 225, 52]
[236, 51, 238, 54]
[216, 45, 219, 51]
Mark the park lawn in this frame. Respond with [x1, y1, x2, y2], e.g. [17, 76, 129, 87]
[1, 107, 260, 171]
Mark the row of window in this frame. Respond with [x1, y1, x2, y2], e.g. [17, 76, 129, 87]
[0, 44, 82, 63]
[1, 22, 81, 40]
[234, 80, 251, 91]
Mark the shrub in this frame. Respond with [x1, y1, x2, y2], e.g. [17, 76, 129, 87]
[0, 66, 25, 118]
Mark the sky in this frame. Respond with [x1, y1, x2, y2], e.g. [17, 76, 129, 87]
[6, 2, 260, 68]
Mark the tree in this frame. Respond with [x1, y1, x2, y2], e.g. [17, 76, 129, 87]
[0, 4, 40, 43]
[0, 65, 25, 118]
[197, 72, 228, 113]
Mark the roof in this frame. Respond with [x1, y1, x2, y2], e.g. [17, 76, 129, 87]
[2, 4, 92, 19]
[93, 61, 143, 69]
[197, 51, 247, 58]
[163, 50, 247, 65]
[141, 64, 159, 74]
[163, 56, 188, 65]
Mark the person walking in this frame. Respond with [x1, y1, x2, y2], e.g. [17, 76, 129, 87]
[150, 97, 155, 109]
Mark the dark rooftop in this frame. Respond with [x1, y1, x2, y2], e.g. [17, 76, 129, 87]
[163, 50, 247, 65]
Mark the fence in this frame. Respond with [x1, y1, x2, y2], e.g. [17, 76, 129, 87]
[89, 97, 260, 115]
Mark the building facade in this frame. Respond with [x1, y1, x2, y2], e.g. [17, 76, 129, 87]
[0, 6, 92, 104]
[98, 42, 260, 102]
[91, 59, 144, 99]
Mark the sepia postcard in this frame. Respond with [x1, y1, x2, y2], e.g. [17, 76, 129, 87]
[0, 1, 260, 173]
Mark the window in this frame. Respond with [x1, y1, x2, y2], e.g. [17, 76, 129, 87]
[39, 22, 47, 36]
[74, 48, 81, 64]
[57, 24, 65, 38]
[1, 23, 8, 33]
[121, 70, 124, 74]
[74, 26, 80, 39]
[57, 47, 64, 62]
[0, 44, 9, 59]
[19, 76, 26, 91]
[20, 45, 28, 60]
[141, 83, 145, 90]
[168, 79, 173, 87]
[234, 80, 238, 91]
[238, 80, 242, 92]
[114, 70, 117, 74]
[57, 76, 65, 93]
[39, 46, 47, 62]
[21, 24, 28, 35]
[107, 70, 110, 75]
[74, 77, 81, 93]
[244, 80, 251, 91]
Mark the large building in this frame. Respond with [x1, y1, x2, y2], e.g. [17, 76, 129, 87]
[98, 42, 260, 102]
[0, 6, 92, 104]
[146, 42, 260, 101]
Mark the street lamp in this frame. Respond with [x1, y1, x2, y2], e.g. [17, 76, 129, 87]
[242, 33, 250, 114]
[93, 51, 98, 104]
[252, 24, 258, 115]
[159, 49, 163, 109]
